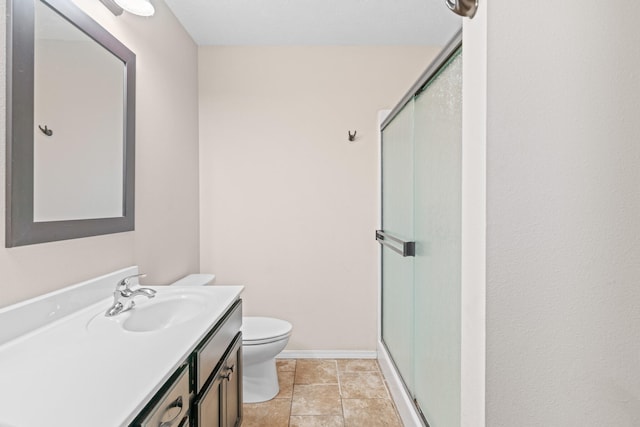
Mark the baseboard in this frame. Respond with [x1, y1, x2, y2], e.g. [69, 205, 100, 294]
[277, 350, 377, 359]
[377, 341, 424, 427]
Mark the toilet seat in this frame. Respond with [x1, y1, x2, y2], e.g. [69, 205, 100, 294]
[243, 333, 290, 346]
[243, 317, 292, 346]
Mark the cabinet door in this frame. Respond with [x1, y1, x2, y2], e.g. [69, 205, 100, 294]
[195, 375, 223, 427]
[222, 335, 242, 427]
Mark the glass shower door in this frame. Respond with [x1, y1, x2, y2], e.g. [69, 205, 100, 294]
[380, 46, 462, 427]
[380, 100, 415, 392]
[413, 50, 462, 427]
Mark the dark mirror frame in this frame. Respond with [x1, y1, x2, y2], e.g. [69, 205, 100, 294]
[6, 0, 135, 247]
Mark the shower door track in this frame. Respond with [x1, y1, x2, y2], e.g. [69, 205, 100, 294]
[380, 29, 462, 132]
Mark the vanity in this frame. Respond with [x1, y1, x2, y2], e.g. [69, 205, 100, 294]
[0, 267, 243, 427]
[130, 300, 243, 427]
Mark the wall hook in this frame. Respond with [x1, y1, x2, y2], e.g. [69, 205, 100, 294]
[38, 125, 53, 136]
[348, 130, 357, 142]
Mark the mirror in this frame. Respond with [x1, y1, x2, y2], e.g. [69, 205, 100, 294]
[34, 1, 125, 222]
[6, 0, 136, 247]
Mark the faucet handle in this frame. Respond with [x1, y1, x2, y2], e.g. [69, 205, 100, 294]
[117, 273, 147, 290]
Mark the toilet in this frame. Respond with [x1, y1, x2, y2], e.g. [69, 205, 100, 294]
[242, 316, 292, 403]
[169, 274, 292, 403]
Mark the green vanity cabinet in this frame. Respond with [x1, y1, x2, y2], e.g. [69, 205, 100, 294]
[131, 299, 243, 427]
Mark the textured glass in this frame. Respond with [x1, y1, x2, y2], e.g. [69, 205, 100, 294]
[381, 100, 415, 392]
[380, 48, 462, 426]
[413, 50, 462, 426]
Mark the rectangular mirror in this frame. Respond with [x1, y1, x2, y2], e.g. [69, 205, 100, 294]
[6, 0, 135, 247]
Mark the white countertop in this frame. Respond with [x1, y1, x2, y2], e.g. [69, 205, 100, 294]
[0, 282, 243, 427]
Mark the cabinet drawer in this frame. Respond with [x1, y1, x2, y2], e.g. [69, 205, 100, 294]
[195, 299, 242, 392]
[136, 364, 190, 427]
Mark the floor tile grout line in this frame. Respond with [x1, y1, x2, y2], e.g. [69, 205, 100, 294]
[336, 359, 347, 427]
[334, 359, 342, 397]
[287, 359, 296, 427]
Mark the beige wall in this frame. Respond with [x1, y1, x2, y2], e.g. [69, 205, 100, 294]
[482, 1, 640, 425]
[0, 0, 200, 307]
[198, 46, 438, 351]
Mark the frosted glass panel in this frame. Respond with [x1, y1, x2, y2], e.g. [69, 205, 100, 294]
[413, 51, 462, 426]
[381, 101, 415, 391]
[380, 46, 462, 426]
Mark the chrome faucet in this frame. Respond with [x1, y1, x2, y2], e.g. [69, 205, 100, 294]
[105, 273, 156, 317]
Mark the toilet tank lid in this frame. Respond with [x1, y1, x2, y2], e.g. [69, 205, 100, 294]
[242, 316, 292, 341]
[170, 274, 215, 286]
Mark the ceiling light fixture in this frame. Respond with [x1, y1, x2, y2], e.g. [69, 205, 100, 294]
[113, 0, 155, 17]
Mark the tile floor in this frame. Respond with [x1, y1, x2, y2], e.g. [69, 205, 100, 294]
[242, 359, 403, 427]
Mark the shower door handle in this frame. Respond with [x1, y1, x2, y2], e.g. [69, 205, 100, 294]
[376, 230, 415, 257]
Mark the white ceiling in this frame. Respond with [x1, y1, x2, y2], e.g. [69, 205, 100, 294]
[163, 0, 461, 46]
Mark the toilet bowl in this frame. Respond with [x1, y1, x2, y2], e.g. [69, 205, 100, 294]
[242, 316, 292, 403]
[168, 275, 292, 403]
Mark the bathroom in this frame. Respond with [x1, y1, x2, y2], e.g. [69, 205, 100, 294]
[1, 0, 640, 426]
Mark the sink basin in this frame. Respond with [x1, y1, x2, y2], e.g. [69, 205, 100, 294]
[87, 289, 208, 333]
[122, 296, 206, 332]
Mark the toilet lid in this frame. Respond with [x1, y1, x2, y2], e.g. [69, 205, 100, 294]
[242, 317, 292, 342]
